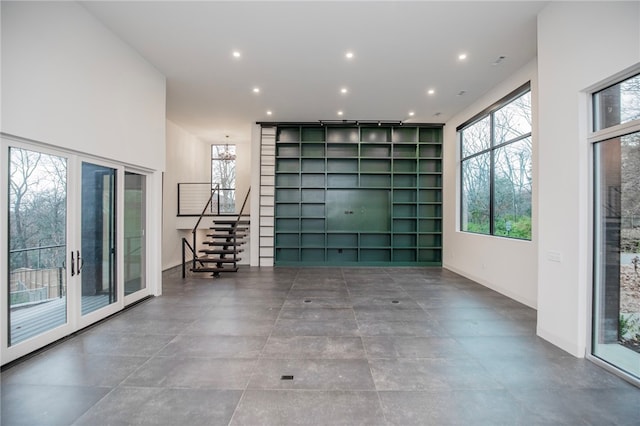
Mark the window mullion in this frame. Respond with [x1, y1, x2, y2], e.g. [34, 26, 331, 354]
[489, 113, 496, 236]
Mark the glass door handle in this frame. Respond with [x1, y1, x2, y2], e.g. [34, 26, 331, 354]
[71, 251, 75, 276]
[77, 250, 84, 274]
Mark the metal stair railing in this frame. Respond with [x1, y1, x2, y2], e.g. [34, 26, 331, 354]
[181, 184, 220, 278]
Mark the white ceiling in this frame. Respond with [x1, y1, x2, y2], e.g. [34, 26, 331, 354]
[81, 1, 547, 144]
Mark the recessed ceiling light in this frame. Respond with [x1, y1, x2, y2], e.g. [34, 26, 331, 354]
[341, 87, 348, 94]
[408, 111, 415, 117]
[266, 110, 272, 116]
[345, 51, 354, 59]
[253, 87, 260, 93]
[427, 89, 435, 95]
[337, 110, 344, 116]
[232, 51, 241, 58]
[458, 53, 468, 61]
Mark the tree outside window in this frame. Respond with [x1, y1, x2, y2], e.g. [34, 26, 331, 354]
[459, 85, 532, 240]
[211, 144, 236, 213]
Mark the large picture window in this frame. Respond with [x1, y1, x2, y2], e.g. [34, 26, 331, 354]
[211, 144, 236, 213]
[459, 83, 532, 240]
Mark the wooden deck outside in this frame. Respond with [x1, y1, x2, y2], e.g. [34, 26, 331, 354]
[9, 295, 111, 345]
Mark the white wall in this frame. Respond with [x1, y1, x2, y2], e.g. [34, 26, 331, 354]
[536, 1, 640, 357]
[443, 60, 538, 308]
[1, 1, 166, 171]
[1, 1, 166, 295]
[162, 120, 211, 270]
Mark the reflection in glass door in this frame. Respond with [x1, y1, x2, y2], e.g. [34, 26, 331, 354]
[593, 131, 640, 381]
[7, 147, 68, 345]
[81, 162, 117, 316]
[124, 172, 145, 296]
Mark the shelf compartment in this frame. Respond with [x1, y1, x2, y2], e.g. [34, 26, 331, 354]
[418, 248, 442, 263]
[301, 174, 325, 187]
[393, 159, 417, 173]
[276, 174, 300, 187]
[419, 204, 442, 218]
[418, 174, 442, 188]
[418, 189, 442, 203]
[328, 248, 358, 262]
[418, 234, 442, 247]
[361, 144, 391, 157]
[327, 233, 358, 247]
[276, 248, 299, 262]
[276, 233, 299, 247]
[301, 218, 325, 232]
[327, 158, 358, 173]
[419, 128, 443, 143]
[277, 127, 300, 142]
[361, 233, 391, 247]
[276, 203, 299, 217]
[419, 159, 442, 173]
[393, 204, 417, 217]
[301, 158, 325, 172]
[393, 175, 417, 188]
[276, 158, 300, 172]
[276, 188, 300, 202]
[326, 143, 358, 157]
[301, 127, 325, 142]
[360, 174, 391, 188]
[327, 174, 358, 188]
[393, 249, 417, 262]
[392, 127, 418, 142]
[327, 127, 359, 143]
[360, 248, 391, 262]
[393, 218, 417, 233]
[393, 189, 417, 203]
[276, 144, 300, 157]
[360, 159, 391, 173]
[301, 233, 325, 247]
[301, 189, 324, 203]
[419, 218, 442, 233]
[301, 143, 325, 157]
[393, 234, 417, 248]
[301, 248, 325, 262]
[276, 218, 299, 231]
[361, 127, 391, 143]
[301, 203, 324, 217]
[392, 145, 416, 158]
[419, 144, 442, 158]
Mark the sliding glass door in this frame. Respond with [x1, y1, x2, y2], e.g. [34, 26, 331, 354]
[2, 138, 152, 364]
[7, 146, 69, 346]
[592, 72, 640, 383]
[80, 162, 118, 316]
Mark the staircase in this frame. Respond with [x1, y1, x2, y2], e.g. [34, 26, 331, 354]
[182, 187, 250, 278]
[193, 217, 249, 277]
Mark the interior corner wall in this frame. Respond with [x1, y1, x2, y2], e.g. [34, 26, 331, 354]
[442, 59, 538, 309]
[162, 121, 211, 270]
[536, 1, 640, 357]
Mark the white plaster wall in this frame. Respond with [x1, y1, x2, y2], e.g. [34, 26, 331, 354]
[1, 1, 166, 171]
[443, 60, 539, 308]
[162, 120, 210, 270]
[537, 1, 640, 357]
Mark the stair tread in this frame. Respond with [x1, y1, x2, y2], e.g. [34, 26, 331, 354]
[209, 227, 248, 231]
[206, 233, 246, 238]
[197, 258, 241, 263]
[203, 242, 245, 246]
[213, 220, 250, 225]
[192, 267, 239, 273]
[198, 249, 245, 254]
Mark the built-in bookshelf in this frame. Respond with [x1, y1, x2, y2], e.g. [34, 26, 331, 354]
[271, 124, 443, 266]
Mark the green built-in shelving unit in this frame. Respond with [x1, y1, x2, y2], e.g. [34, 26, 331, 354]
[273, 124, 442, 266]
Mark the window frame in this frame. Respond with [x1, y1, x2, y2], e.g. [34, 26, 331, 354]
[457, 82, 532, 240]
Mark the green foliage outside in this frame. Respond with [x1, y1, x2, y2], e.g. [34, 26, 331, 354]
[494, 215, 532, 240]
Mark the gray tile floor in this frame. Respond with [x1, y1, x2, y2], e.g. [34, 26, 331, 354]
[1, 267, 639, 425]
